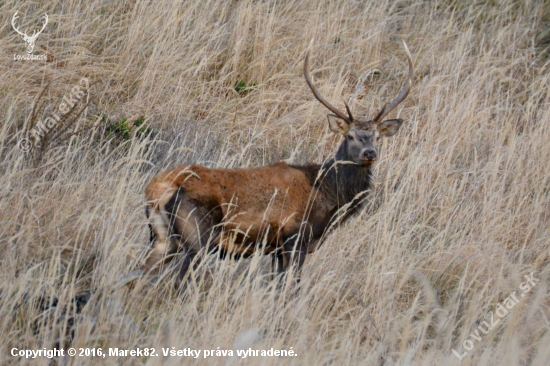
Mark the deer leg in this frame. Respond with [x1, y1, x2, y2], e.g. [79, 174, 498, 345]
[281, 224, 313, 285]
[144, 205, 179, 273]
[169, 191, 222, 289]
[176, 249, 199, 287]
[271, 251, 286, 281]
[283, 239, 307, 283]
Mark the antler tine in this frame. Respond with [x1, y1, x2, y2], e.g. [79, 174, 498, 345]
[32, 14, 48, 39]
[12, 12, 27, 37]
[343, 99, 354, 122]
[304, 48, 352, 123]
[373, 40, 414, 123]
[40, 14, 48, 32]
[372, 102, 387, 122]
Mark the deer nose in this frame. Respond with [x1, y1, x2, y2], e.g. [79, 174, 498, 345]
[362, 149, 377, 161]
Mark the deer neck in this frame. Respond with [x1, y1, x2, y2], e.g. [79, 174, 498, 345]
[318, 144, 373, 208]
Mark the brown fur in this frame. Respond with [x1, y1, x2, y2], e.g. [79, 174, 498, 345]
[143, 118, 406, 284]
[143, 120, 406, 286]
[144, 43, 413, 285]
[144, 162, 332, 282]
[146, 162, 314, 252]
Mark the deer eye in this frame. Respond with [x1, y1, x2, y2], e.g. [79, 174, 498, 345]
[347, 134, 354, 140]
[376, 135, 381, 141]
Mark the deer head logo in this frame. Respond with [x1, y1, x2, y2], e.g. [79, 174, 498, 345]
[12, 11, 48, 54]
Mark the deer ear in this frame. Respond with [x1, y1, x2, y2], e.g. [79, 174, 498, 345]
[327, 114, 350, 135]
[377, 119, 403, 137]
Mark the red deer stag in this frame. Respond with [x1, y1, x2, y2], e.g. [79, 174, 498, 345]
[144, 41, 414, 285]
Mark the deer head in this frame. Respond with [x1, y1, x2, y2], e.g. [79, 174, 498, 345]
[12, 12, 48, 54]
[304, 40, 414, 165]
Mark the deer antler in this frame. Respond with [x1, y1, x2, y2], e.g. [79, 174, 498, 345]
[373, 40, 414, 123]
[30, 14, 48, 40]
[11, 12, 27, 38]
[303, 45, 353, 124]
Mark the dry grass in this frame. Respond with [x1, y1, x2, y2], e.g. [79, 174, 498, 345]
[1, 0, 550, 365]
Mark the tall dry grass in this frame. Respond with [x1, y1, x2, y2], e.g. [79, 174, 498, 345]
[1, 0, 549, 365]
